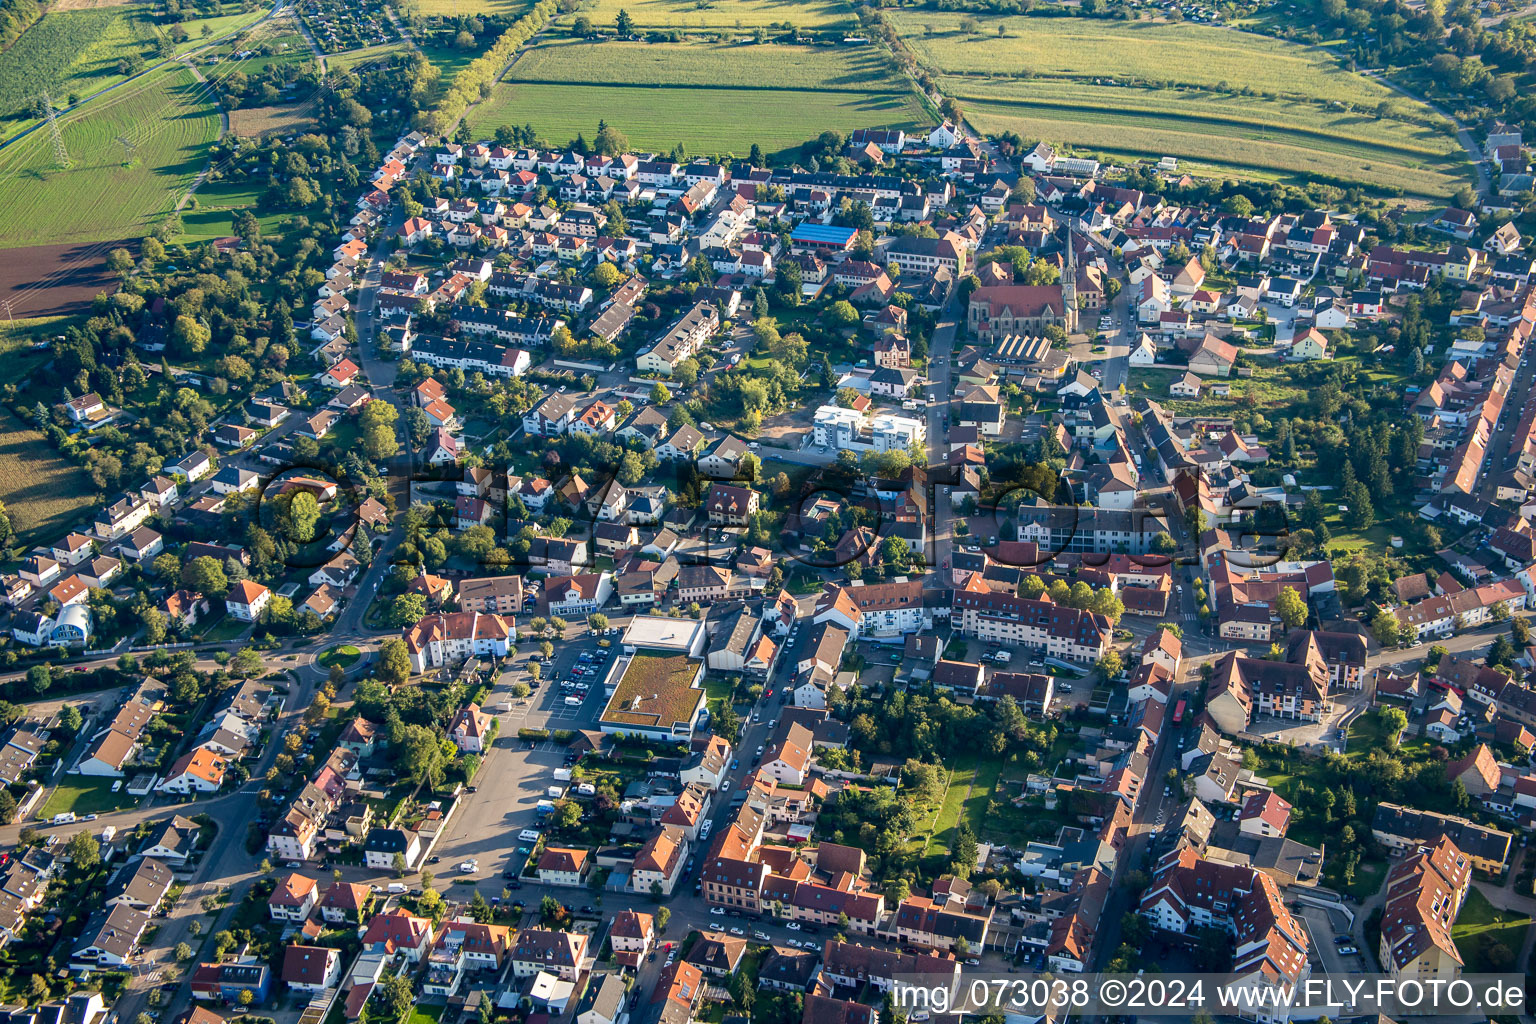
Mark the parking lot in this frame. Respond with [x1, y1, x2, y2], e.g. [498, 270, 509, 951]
[490, 631, 620, 729]
[1296, 903, 1366, 975]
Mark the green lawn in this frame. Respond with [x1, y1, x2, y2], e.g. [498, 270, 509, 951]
[1126, 362, 1311, 419]
[319, 645, 362, 669]
[1452, 886, 1530, 973]
[39, 778, 136, 819]
[1345, 709, 1403, 756]
[200, 614, 252, 643]
[930, 762, 975, 848]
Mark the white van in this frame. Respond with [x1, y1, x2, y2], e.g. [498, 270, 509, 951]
[564, 696, 582, 707]
[387, 882, 409, 894]
[519, 829, 541, 843]
[50, 812, 76, 825]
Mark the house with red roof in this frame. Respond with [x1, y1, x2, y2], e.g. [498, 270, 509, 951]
[1237, 790, 1292, 839]
[268, 873, 319, 922]
[321, 358, 360, 389]
[360, 908, 434, 962]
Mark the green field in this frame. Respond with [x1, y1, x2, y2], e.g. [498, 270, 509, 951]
[0, 2, 268, 140]
[326, 42, 409, 70]
[406, 0, 531, 16]
[891, 13, 1468, 196]
[175, 181, 291, 243]
[897, 15, 1417, 107]
[0, 66, 221, 249]
[472, 40, 926, 156]
[576, 0, 855, 31]
[0, 5, 159, 135]
[0, 406, 98, 546]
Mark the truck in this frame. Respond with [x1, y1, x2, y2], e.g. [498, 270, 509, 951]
[50, 812, 76, 825]
[519, 829, 542, 842]
[552, 767, 573, 781]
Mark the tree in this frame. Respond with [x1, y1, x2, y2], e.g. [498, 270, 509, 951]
[656, 905, 671, 931]
[470, 889, 493, 923]
[1276, 586, 1308, 630]
[173, 314, 210, 356]
[286, 491, 322, 543]
[590, 261, 624, 289]
[378, 637, 411, 684]
[1370, 608, 1403, 648]
[615, 8, 634, 34]
[230, 648, 263, 680]
[650, 382, 672, 405]
[950, 823, 978, 879]
[107, 247, 135, 278]
[729, 968, 756, 1013]
[390, 593, 428, 627]
[1096, 649, 1123, 679]
[588, 613, 609, 631]
[398, 724, 451, 787]
[25, 664, 49, 696]
[373, 974, 414, 1023]
[181, 555, 228, 598]
[393, 851, 408, 877]
[65, 830, 100, 869]
[174, 941, 193, 961]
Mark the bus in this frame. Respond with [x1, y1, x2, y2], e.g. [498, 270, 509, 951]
[1172, 699, 1186, 725]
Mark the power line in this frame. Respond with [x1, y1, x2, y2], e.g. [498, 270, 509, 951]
[40, 93, 70, 169]
[116, 135, 136, 164]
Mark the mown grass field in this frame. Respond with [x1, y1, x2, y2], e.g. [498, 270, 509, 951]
[0, 407, 98, 546]
[0, 66, 221, 249]
[891, 13, 1469, 196]
[472, 40, 926, 156]
[227, 100, 315, 137]
[576, 0, 854, 31]
[174, 181, 291, 243]
[326, 42, 408, 70]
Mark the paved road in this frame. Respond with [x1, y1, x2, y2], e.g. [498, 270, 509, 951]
[1477, 341, 1534, 503]
[927, 297, 960, 577]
